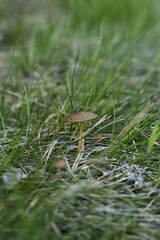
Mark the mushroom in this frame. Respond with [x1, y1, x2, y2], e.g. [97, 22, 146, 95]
[66, 111, 97, 152]
[53, 159, 67, 181]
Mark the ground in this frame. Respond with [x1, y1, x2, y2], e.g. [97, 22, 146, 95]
[0, 0, 160, 239]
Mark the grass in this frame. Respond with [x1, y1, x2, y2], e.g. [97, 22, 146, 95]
[0, 0, 160, 239]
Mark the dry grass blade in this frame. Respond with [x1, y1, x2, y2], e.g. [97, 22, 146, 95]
[71, 139, 84, 173]
[0, 131, 8, 145]
[42, 139, 58, 164]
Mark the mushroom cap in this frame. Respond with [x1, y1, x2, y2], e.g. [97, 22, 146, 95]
[54, 159, 67, 169]
[66, 111, 97, 123]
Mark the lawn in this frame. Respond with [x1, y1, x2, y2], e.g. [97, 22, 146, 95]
[0, 0, 160, 239]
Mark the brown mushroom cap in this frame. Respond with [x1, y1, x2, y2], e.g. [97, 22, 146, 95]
[66, 111, 97, 123]
[54, 159, 67, 169]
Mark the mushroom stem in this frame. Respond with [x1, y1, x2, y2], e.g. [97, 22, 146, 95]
[78, 122, 83, 152]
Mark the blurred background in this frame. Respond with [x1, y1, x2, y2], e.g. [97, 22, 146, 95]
[0, 0, 159, 74]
